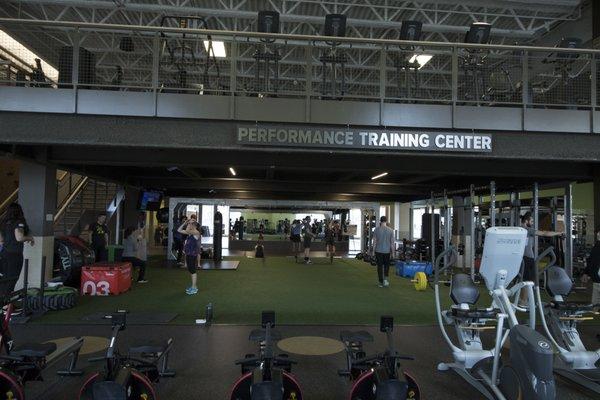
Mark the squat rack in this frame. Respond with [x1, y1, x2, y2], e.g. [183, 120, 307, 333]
[424, 180, 574, 281]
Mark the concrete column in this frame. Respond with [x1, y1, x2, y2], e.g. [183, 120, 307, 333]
[17, 161, 56, 289]
[122, 187, 142, 237]
[594, 167, 600, 233]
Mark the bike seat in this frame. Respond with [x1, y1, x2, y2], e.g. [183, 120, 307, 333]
[340, 330, 374, 343]
[11, 342, 57, 358]
[250, 381, 284, 400]
[451, 308, 499, 320]
[129, 341, 169, 355]
[249, 329, 282, 342]
[91, 381, 127, 400]
[375, 379, 408, 400]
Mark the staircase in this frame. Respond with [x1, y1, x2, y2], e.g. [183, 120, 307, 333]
[53, 180, 120, 237]
[0, 170, 122, 237]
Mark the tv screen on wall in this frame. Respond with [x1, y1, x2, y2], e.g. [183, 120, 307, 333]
[138, 190, 163, 211]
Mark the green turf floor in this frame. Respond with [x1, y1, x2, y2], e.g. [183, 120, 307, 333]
[37, 255, 595, 326]
[37, 255, 471, 325]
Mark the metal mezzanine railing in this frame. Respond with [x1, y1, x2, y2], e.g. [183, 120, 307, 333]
[0, 17, 598, 110]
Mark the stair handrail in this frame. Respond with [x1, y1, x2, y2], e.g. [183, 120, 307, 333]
[53, 176, 89, 223]
[0, 187, 19, 216]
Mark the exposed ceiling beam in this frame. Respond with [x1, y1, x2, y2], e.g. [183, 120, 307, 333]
[8, 0, 539, 38]
[120, 176, 433, 196]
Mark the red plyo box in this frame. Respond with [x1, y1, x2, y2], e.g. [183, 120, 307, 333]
[81, 262, 132, 296]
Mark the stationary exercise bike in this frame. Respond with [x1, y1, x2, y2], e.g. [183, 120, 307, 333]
[533, 247, 600, 395]
[79, 311, 175, 400]
[339, 316, 420, 399]
[0, 277, 84, 400]
[229, 311, 302, 400]
[435, 227, 556, 400]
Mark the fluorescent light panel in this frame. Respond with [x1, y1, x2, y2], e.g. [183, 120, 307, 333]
[203, 40, 226, 58]
[0, 29, 58, 81]
[371, 172, 388, 180]
[408, 54, 433, 69]
[229, 167, 236, 176]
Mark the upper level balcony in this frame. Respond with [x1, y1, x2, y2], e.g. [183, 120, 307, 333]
[1, 17, 599, 134]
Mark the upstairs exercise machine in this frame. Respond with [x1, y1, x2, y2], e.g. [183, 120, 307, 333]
[319, 14, 347, 99]
[159, 16, 221, 93]
[253, 11, 281, 96]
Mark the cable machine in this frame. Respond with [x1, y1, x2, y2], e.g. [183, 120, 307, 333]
[253, 11, 281, 96]
[159, 16, 221, 93]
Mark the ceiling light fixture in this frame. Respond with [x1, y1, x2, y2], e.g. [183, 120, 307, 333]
[371, 172, 388, 180]
[229, 167, 237, 176]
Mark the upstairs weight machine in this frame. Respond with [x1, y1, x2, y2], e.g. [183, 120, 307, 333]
[159, 16, 221, 93]
[319, 14, 348, 99]
[252, 11, 282, 96]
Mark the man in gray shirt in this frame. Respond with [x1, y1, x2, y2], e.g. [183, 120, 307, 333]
[519, 211, 563, 304]
[372, 216, 395, 287]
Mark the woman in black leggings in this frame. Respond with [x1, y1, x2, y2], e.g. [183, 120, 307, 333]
[0, 203, 34, 292]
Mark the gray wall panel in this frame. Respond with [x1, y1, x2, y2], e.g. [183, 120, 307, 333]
[311, 100, 380, 126]
[77, 90, 155, 116]
[382, 103, 452, 128]
[524, 108, 590, 133]
[0, 87, 75, 113]
[235, 97, 305, 122]
[594, 111, 600, 134]
[455, 106, 522, 131]
[157, 93, 230, 119]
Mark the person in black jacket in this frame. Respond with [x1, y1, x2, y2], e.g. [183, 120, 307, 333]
[0, 203, 34, 291]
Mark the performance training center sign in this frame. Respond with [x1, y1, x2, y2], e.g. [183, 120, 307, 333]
[237, 125, 492, 153]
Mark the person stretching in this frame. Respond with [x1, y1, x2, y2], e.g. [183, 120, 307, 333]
[372, 216, 395, 288]
[178, 219, 200, 295]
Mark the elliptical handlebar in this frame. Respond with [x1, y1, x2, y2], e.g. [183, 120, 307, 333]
[533, 245, 569, 354]
[434, 246, 458, 285]
[534, 246, 557, 282]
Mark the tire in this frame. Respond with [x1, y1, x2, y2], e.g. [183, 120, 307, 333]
[498, 365, 523, 400]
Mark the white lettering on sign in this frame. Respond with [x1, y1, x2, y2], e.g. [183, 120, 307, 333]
[236, 126, 492, 153]
[82, 280, 111, 296]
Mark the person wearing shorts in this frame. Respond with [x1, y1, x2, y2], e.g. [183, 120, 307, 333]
[325, 220, 340, 258]
[302, 217, 314, 264]
[178, 219, 201, 295]
[519, 211, 563, 305]
[290, 220, 302, 257]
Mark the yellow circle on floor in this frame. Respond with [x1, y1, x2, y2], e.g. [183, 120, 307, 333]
[45, 336, 109, 355]
[277, 336, 345, 356]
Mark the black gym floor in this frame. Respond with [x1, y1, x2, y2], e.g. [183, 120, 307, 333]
[14, 324, 598, 400]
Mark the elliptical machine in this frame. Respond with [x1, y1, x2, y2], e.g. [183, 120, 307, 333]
[435, 227, 556, 400]
[229, 311, 302, 400]
[339, 316, 420, 399]
[79, 311, 175, 400]
[534, 246, 600, 395]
